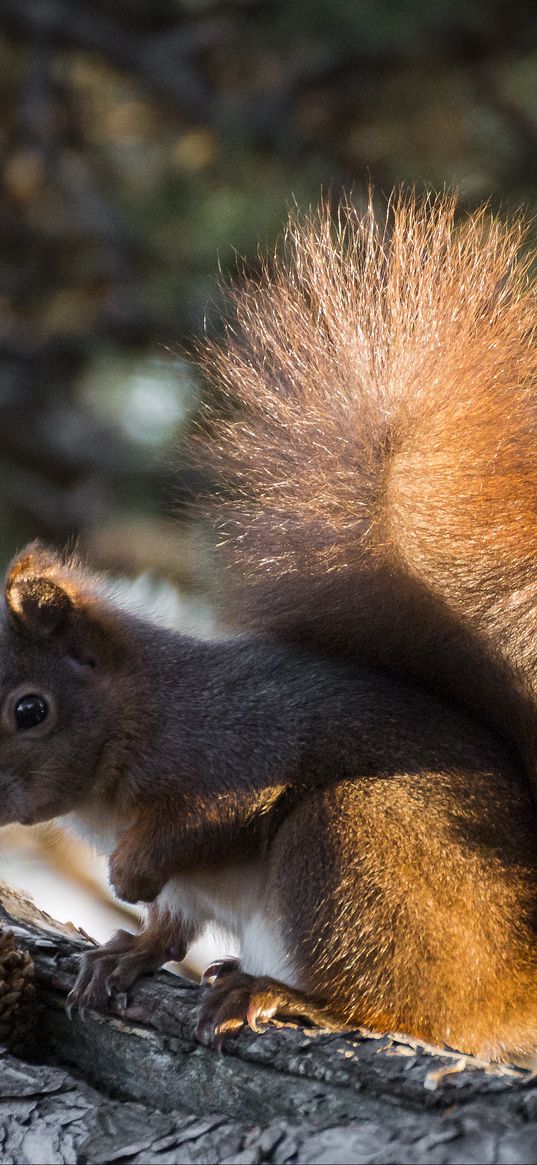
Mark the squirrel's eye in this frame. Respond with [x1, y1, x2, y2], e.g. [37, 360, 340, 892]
[14, 694, 49, 731]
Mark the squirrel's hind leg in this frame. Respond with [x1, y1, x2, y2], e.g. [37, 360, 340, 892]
[66, 906, 196, 1018]
[196, 967, 345, 1049]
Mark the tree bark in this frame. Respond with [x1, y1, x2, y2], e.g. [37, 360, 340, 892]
[1, 881, 537, 1164]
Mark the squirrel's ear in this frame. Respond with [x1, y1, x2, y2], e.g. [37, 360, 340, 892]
[5, 543, 126, 665]
[5, 544, 77, 639]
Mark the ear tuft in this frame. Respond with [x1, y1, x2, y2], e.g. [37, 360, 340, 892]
[5, 543, 74, 638]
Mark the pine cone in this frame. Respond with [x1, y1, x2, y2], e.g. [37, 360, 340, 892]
[0, 927, 35, 1046]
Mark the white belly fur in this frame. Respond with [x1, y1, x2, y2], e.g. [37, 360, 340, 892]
[57, 807, 124, 856]
[58, 811, 300, 989]
[158, 865, 300, 988]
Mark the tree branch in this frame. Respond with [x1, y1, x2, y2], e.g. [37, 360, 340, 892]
[1, 882, 536, 1163]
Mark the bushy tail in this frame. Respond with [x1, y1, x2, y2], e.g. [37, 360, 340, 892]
[198, 192, 537, 765]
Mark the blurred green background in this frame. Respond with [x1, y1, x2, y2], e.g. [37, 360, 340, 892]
[0, 0, 536, 581]
[0, 0, 536, 944]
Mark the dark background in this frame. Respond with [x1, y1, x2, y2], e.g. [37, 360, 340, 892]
[0, 0, 536, 584]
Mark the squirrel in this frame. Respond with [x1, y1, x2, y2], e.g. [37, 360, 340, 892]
[0, 192, 537, 1060]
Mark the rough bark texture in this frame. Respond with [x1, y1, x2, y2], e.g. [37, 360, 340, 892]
[1, 883, 537, 1164]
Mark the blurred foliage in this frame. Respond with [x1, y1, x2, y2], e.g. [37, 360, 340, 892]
[0, 0, 535, 572]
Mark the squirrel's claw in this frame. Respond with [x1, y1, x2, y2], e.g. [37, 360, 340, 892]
[65, 943, 114, 1018]
[66, 951, 117, 1019]
[196, 970, 343, 1049]
[201, 957, 241, 986]
[196, 970, 329, 1049]
[64, 991, 76, 1021]
[65, 926, 167, 1020]
[196, 971, 281, 1048]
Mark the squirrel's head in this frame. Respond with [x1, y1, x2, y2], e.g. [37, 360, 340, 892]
[0, 543, 132, 826]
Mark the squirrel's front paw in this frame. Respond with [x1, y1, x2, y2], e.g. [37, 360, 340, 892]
[109, 847, 162, 904]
